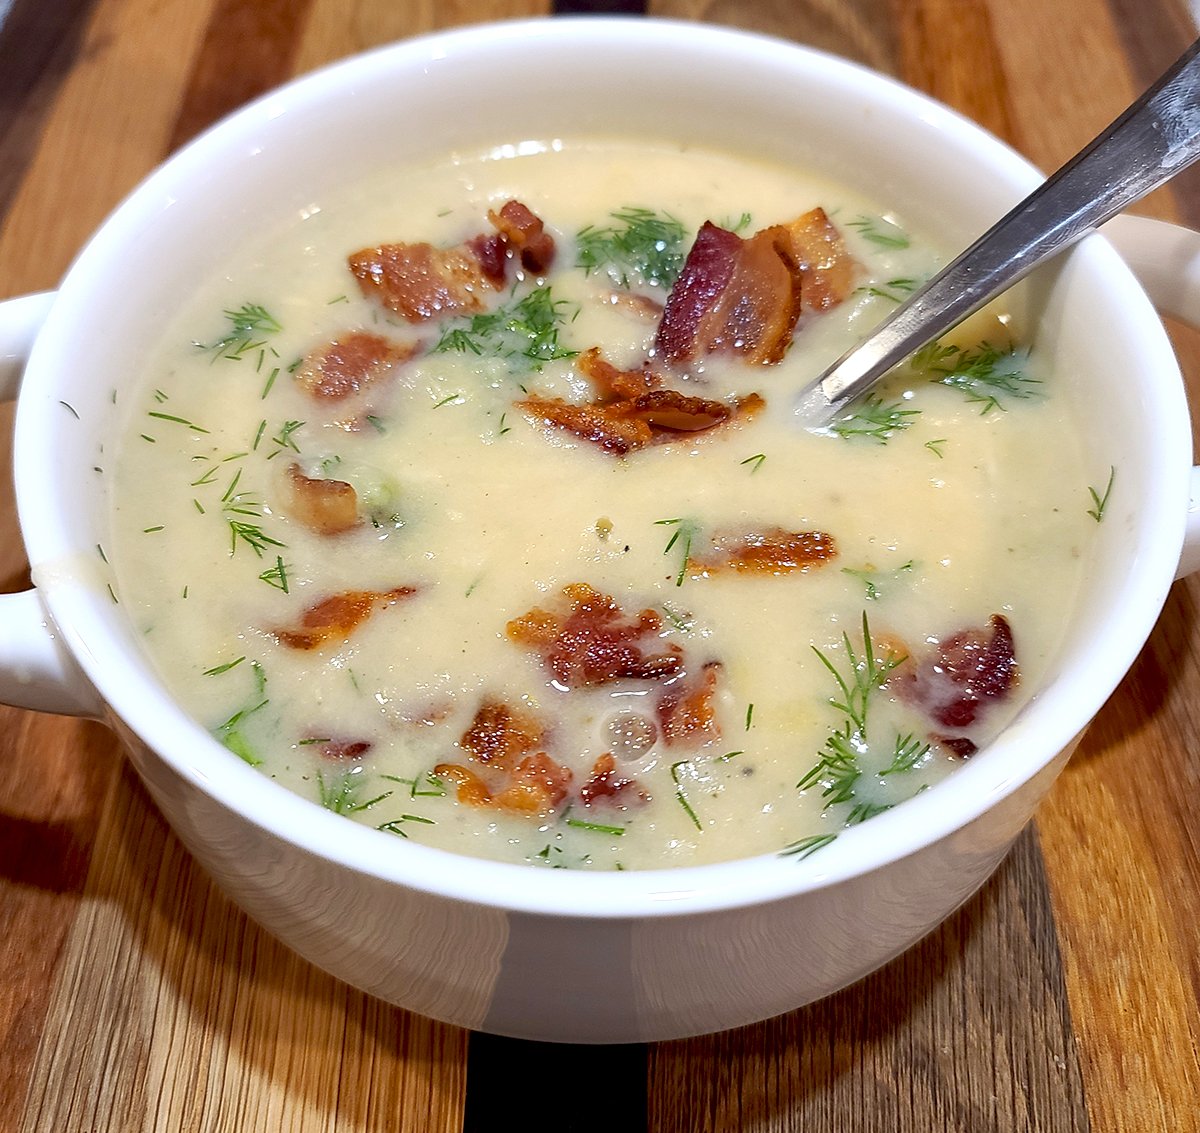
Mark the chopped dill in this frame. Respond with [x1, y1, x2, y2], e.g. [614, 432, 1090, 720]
[740, 452, 767, 473]
[60, 401, 80, 419]
[200, 303, 282, 361]
[382, 771, 447, 799]
[660, 602, 694, 633]
[317, 768, 391, 815]
[745, 703, 755, 730]
[780, 832, 838, 860]
[841, 560, 916, 601]
[565, 815, 627, 836]
[216, 660, 268, 766]
[258, 555, 289, 592]
[378, 814, 435, 838]
[575, 206, 688, 289]
[847, 214, 911, 249]
[670, 760, 703, 831]
[881, 733, 931, 776]
[267, 419, 304, 457]
[924, 437, 947, 458]
[203, 656, 246, 676]
[147, 410, 209, 434]
[1087, 466, 1115, 522]
[223, 494, 285, 557]
[858, 276, 921, 303]
[655, 516, 700, 587]
[911, 340, 1039, 414]
[829, 395, 919, 443]
[432, 285, 578, 370]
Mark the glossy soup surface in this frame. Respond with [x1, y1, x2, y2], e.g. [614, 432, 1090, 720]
[110, 139, 1095, 869]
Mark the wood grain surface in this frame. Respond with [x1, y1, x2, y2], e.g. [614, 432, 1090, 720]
[1, 1, 1198, 1130]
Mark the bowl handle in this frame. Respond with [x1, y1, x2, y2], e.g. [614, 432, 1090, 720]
[1, 292, 104, 717]
[1102, 214, 1200, 579]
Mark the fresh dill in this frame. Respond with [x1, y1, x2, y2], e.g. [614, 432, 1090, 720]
[911, 340, 1039, 414]
[847, 214, 911, 249]
[740, 453, 767, 473]
[565, 815, 627, 836]
[317, 768, 391, 815]
[223, 493, 285, 558]
[858, 277, 921, 303]
[670, 760, 703, 831]
[200, 303, 282, 361]
[267, 419, 304, 457]
[1087, 465, 1115, 522]
[203, 656, 245, 676]
[655, 516, 700, 587]
[382, 771, 447, 799]
[881, 733, 931, 776]
[829, 395, 919, 443]
[924, 437, 947, 458]
[841, 560, 916, 602]
[779, 832, 838, 860]
[258, 555, 290, 592]
[377, 814, 435, 838]
[216, 660, 268, 766]
[660, 602, 694, 633]
[147, 410, 209, 434]
[574, 206, 688, 289]
[432, 285, 578, 370]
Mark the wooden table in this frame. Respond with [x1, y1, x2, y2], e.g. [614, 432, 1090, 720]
[2, 1, 1198, 1129]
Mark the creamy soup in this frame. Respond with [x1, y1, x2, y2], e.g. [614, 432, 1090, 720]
[110, 139, 1094, 870]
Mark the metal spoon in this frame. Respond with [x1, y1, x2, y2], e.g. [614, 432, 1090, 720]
[798, 38, 1200, 424]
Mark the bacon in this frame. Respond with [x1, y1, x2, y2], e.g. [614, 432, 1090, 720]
[579, 753, 648, 808]
[348, 199, 553, 321]
[688, 526, 838, 576]
[488, 199, 556, 275]
[507, 582, 683, 689]
[435, 749, 572, 816]
[892, 614, 1019, 731]
[271, 586, 417, 650]
[294, 331, 417, 401]
[655, 208, 856, 366]
[519, 349, 761, 455]
[460, 699, 544, 769]
[282, 463, 358, 535]
[657, 662, 723, 747]
[304, 737, 373, 760]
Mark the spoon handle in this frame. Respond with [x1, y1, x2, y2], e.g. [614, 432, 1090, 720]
[809, 38, 1200, 418]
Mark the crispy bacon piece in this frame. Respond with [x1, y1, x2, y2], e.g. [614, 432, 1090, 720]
[349, 199, 554, 321]
[657, 662, 723, 747]
[892, 614, 1019, 731]
[488, 199, 556, 274]
[579, 753, 648, 808]
[271, 586, 417, 650]
[460, 699, 544, 769]
[283, 463, 358, 535]
[294, 331, 416, 402]
[304, 737, 373, 760]
[688, 526, 838, 576]
[519, 348, 762, 455]
[655, 208, 856, 365]
[507, 582, 683, 689]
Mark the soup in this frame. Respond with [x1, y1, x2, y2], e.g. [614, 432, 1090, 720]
[109, 139, 1094, 869]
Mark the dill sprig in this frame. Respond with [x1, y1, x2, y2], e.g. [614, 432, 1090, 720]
[215, 660, 268, 766]
[912, 340, 1039, 414]
[432, 285, 578, 370]
[841, 560, 916, 602]
[780, 832, 838, 860]
[881, 733, 931, 776]
[670, 760, 703, 831]
[222, 493, 285, 558]
[857, 276, 921, 304]
[317, 768, 391, 816]
[1087, 466, 1115, 522]
[655, 516, 700, 587]
[829, 395, 920, 443]
[200, 303, 282, 360]
[847, 214, 911, 249]
[575, 206, 688, 289]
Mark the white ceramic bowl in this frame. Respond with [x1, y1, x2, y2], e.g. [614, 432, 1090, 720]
[2, 18, 1199, 1044]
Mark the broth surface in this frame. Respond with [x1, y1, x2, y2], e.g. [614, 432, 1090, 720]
[110, 140, 1092, 869]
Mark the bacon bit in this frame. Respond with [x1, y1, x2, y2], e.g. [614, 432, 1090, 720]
[655, 209, 857, 365]
[348, 242, 505, 322]
[579, 753, 648, 808]
[305, 737, 373, 760]
[892, 614, 1019, 730]
[434, 750, 572, 816]
[935, 735, 979, 759]
[271, 586, 417, 650]
[283, 463, 358, 535]
[460, 699, 544, 769]
[507, 582, 683, 689]
[688, 527, 838, 576]
[488, 199, 556, 275]
[657, 663, 723, 747]
[577, 346, 662, 400]
[783, 206, 857, 313]
[294, 331, 417, 402]
[519, 349, 760, 455]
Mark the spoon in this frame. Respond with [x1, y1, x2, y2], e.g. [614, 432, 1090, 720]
[798, 38, 1200, 424]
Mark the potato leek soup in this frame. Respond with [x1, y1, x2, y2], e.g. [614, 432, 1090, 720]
[110, 140, 1097, 870]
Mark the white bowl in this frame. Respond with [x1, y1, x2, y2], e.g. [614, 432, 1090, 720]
[1, 17, 1196, 1043]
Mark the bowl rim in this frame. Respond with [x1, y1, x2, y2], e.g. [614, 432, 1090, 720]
[13, 15, 1191, 920]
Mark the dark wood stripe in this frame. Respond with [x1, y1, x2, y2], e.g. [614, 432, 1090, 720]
[0, 0, 103, 223]
[553, 0, 647, 14]
[165, 0, 317, 153]
[647, 828, 1089, 1131]
[464, 1034, 648, 1131]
